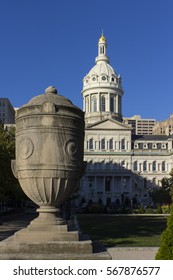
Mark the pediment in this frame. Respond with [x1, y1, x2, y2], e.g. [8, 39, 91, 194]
[86, 119, 131, 130]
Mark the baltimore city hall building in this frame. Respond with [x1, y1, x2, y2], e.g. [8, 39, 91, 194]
[78, 33, 173, 207]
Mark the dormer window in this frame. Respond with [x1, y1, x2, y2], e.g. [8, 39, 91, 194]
[143, 143, 148, 149]
[134, 143, 139, 149]
[92, 76, 96, 81]
[162, 143, 166, 149]
[152, 143, 157, 149]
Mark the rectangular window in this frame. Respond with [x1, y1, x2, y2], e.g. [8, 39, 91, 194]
[152, 161, 156, 171]
[89, 139, 93, 150]
[93, 98, 97, 112]
[101, 139, 105, 150]
[109, 139, 113, 150]
[134, 161, 138, 171]
[101, 96, 105, 112]
[162, 161, 166, 171]
[110, 97, 114, 112]
[105, 177, 111, 192]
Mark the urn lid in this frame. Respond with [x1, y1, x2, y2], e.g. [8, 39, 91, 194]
[16, 86, 83, 119]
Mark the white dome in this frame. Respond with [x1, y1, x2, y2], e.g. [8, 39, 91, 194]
[83, 60, 122, 89]
[82, 33, 122, 89]
[88, 61, 117, 78]
[82, 34, 123, 125]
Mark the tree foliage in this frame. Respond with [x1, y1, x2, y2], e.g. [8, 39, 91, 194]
[0, 122, 24, 201]
[155, 169, 173, 259]
[151, 176, 173, 206]
[155, 205, 173, 259]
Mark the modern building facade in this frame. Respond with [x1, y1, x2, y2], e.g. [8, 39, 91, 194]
[123, 115, 156, 135]
[0, 98, 15, 124]
[79, 34, 173, 207]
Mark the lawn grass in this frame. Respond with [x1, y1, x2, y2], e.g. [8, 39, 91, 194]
[77, 214, 168, 247]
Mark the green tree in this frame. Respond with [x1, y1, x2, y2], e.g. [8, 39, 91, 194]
[155, 205, 173, 259]
[151, 177, 172, 206]
[155, 168, 173, 259]
[0, 122, 24, 202]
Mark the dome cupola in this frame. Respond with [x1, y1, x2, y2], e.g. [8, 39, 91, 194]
[82, 33, 123, 125]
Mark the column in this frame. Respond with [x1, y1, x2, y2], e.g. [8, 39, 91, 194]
[116, 95, 119, 113]
[98, 92, 100, 111]
[89, 94, 91, 113]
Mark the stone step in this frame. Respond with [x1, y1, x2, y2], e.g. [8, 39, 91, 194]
[14, 228, 80, 242]
[0, 239, 93, 254]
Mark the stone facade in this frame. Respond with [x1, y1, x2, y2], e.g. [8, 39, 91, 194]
[79, 34, 173, 207]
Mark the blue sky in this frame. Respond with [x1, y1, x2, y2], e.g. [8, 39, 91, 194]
[0, 0, 173, 121]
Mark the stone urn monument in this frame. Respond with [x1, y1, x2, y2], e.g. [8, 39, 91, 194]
[0, 86, 111, 259]
[11, 86, 86, 242]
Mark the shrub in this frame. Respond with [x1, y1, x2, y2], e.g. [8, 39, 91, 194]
[155, 205, 173, 259]
[138, 206, 145, 214]
[145, 207, 155, 214]
[156, 205, 162, 214]
[88, 205, 104, 214]
[161, 205, 170, 214]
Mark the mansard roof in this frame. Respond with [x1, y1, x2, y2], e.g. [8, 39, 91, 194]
[132, 134, 169, 141]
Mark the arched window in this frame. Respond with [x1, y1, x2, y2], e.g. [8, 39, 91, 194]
[101, 96, 106, 111]
[100, 45, 105, 54]
[109, 139, 113, 150]
[110, 97, 114, 112]
[121, 138, 125, 150]
[162, 161, 166, 171]
[85, 97, 89, 113]
[152, 161, 156, 171]
[143, 161, 147, 171]
[89, 138, 93, 150]
[101, 139, 105, 150]
[93, 97, 97, 112]
[134, 161, 138, 171]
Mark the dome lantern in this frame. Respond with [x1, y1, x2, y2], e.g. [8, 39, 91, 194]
[82, 34, 123, 125]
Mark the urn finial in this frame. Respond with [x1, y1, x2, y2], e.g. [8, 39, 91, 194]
[45, 86, 57, 94]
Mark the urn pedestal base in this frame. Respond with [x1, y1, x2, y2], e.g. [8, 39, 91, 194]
[13, 206, 80, 242]
[0, 239, 111, 259]
[0, 215, 111, 260]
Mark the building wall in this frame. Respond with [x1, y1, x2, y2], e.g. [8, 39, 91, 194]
[153, 115, 173, 135]
[79, 128, 173, 207]
[123, 115, 156, 135]
[0, 98, 15, 124]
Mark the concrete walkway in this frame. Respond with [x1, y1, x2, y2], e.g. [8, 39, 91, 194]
[0, 213, 158, 260]
[107, 247, 158, 260]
